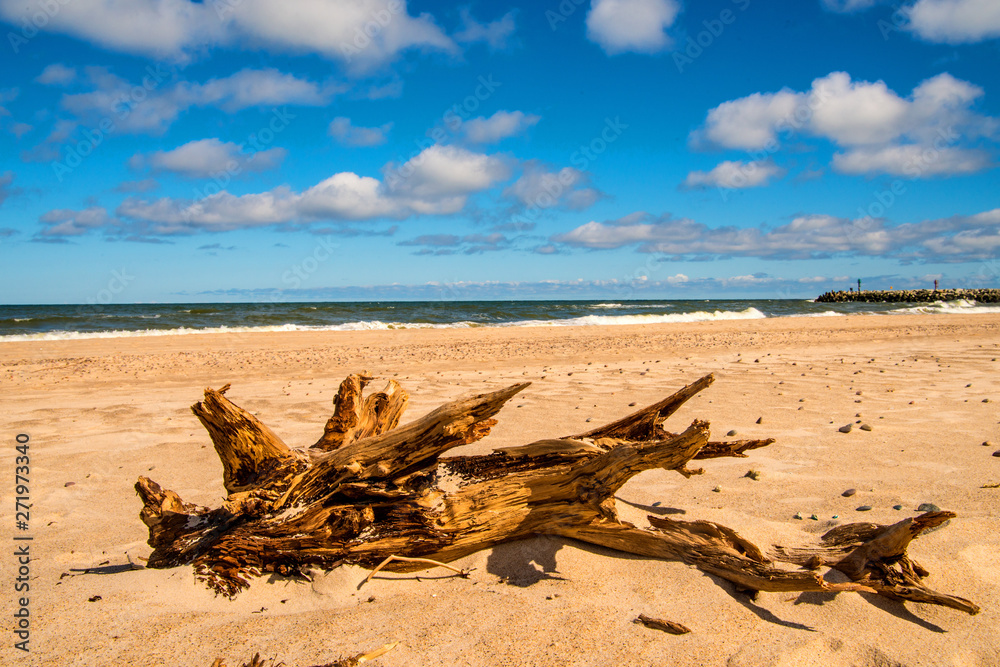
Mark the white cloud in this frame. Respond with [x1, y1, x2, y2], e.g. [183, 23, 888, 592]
[820, 0, 880, 11]
[328, 117, 393, 147]
[682, 160, 785, 189]
[809, 72, 910, 145]
[460, 110, 540, 144]
[38, 206, 117, 237]
[906, 0, 1000, 43]
[192, 68, 332, 112]
[36, 64, 77, 85]
[59, 67, 331, 135]
[385, 144, 512, 200]
[58, 145, 512, 235]
[832, 144, 991, 176]
[117, 189, 298, 234]
[694, 71, 997, 177]
[453, 8, 517, 49]
[586, 0, 681, 54]
[0, 0, 457, 71]
[699, 71, 993, 150]
[139, 139, 286, 178]
[552, 208, 1000, 261]
[503, 162, 603, 211]
[699, 89, 802, 150]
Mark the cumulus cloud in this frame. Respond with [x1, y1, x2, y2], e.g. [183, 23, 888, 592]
[586, 0, 681, 54]
[682, 160, 785, 189]
[503, 161, 603, 211]
[831, 144, 991, 176]
[551, 208, 1000, 261]
[453, 8, 517, 49]
[39, 145, 511, 238]
[905, 0, 1000, 43]
[693, 71, 997, 177]
[36, 63, 77, 85]
[0, 0, 457, 71]
[460, 110, 540, 144]
[328, 117, 393, 147]
[58, 67, 331, 135]
[38, 206, 118, 237]
[382, 144, 512, 200]
[136, 139, 286, 178]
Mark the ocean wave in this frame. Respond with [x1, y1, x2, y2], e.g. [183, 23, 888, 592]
[0, 308, 767, 341]
[890, 299, 1000, 316]
[794, 310, 845, 317]
[505, 307, 767, 327]
[0, 320, 482, 341]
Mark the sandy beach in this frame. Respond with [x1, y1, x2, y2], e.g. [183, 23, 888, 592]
[2, 312, 999, 667]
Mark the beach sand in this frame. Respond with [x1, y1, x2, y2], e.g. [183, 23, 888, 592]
[2, 313, 999, 667]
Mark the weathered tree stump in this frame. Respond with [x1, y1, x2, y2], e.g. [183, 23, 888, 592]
[134, 372, 978, 616]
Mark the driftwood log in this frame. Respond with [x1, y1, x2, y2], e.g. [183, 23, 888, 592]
[135, 372, 978, 616]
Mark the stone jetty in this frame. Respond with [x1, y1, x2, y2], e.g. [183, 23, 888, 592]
[816, 288, 1000, 303]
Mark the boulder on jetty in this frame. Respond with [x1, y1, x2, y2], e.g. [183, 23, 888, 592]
[816, 288, 1000, 304]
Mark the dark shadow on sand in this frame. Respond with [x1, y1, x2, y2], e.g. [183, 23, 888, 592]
[615, 496, 686, 516]
[486, 535, 567, 587]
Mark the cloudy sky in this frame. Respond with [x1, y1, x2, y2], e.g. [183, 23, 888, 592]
[0, 0, 998, 303]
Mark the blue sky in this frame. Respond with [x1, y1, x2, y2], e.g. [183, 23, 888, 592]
[0, 0, 998, 304]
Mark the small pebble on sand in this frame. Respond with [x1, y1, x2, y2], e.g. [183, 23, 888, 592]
[893, 505, 903, 510]
[727, 429, 738, 436]
[856, 505, 872, 512]
[860, 424, 873, 431]
[839, 424, 853, 433]
[917, 503, 941, 512]
[842, 488, 856, 497]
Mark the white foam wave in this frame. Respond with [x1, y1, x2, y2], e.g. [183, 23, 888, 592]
[890, 299, 1000, 316]
[795, 311, 845, 318]
[505, 307, 767, 328]
[0, 320, 482, 342]
[0, 308, 768, 341]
